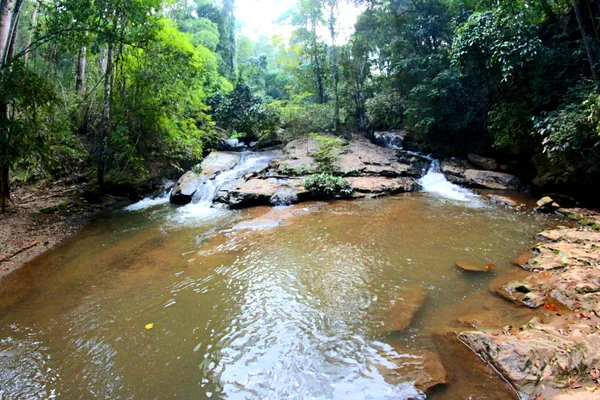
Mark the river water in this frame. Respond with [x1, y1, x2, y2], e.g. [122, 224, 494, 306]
[0, 169, 560, 399]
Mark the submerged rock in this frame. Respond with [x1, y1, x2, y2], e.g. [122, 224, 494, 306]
[376, 346, 447, 393]
[377, 286, 427, 332]
[455, 260, 493, 272]
[486, 194, 518, 208]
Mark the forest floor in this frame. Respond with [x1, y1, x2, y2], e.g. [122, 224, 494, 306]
[0, 182, 126, 279]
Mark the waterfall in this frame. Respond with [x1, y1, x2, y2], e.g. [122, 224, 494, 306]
[418, 160, 480, 203]
[190, 153, 273, 206]
[124, 182, 174, 211]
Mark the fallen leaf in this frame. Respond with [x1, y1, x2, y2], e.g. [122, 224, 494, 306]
[145, 323, 154, 330]
[486, 263, 495, 270]
[544, 302, 558, 312]
[585, 386, 596, 392]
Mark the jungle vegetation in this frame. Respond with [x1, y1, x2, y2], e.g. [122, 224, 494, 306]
[2, 0, 600, 209]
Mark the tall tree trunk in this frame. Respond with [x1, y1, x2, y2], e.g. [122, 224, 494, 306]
[0, 0, 16, 64]
[22, 0, 39, 65]
[76, 45, 86, 95]
[0, 102, 8, 213]
[0, 0, 21, 211]
[328, 1, 339, 131]
[217, 0, 236, 79]
[98, 44, 113, 189]
[311, 16, 325, 104]
[573, 0, 598, 80]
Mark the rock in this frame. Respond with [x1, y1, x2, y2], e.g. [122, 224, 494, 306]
[214, 177, 308, 208]
[257, 130, 283, 149]
[459, 317, 600, 398]
[455, 260, 493, 272]
[486, 194, 518, 208]
[232, 218, 282, 231]
[440, 158, 475, 177]
[170, 152, 241, 204]
[218, 138, 247, 151]
[376, 346, 447, 393]
[536, 196, 560, 213]
[559, 207, 600, 230]
[377, 286, 427, 332]
[463, 169, 523, 191]
[169, 171, 202, 205]
[373, 132, 405, 150]
[467, 153, 499, 171]
[432, 332, 519, 399]
[345, 177, 419, 197]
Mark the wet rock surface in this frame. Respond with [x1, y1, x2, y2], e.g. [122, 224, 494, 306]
[377, 286, 427, 333]
[467, 153, 499, 171]
[460, 209, 600, 399]
[171, 134, 531, 208]
[376, 345, 447, 393]
[170, 152, 241, 204]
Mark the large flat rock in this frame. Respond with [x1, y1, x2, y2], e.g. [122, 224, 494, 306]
[459, 315, 600, 399]
[214, 177, 308, 208]
[463, 169, 523, 191]
[346, 176, 419, 196]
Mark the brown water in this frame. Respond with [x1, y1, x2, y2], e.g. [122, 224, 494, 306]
[0, 193, 560, 399]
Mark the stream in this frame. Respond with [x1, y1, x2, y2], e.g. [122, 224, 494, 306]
[0, 157, 561, 399]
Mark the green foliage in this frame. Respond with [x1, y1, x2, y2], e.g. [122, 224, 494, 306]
[309, 133, 344, 173]
[0, 62, 74, 182]
[365, 90, 404, 130]
[452, 8, 541, 82]
[112, 20, 221, 172]
[488, 102, 534, 149]
[302, 172, 352, 197]
[209, 83, 281, 141]
[269, 94, 335, 139]
[533, 90, 600, 175]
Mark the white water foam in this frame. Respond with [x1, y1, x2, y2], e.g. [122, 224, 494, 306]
[419, 160, 480, 203]
[124, 191, 171, 211]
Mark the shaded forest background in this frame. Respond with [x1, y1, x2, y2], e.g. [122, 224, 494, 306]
[2, 0, 600, 208]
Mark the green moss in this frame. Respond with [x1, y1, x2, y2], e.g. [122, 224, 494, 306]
[39, 203, 69, 214]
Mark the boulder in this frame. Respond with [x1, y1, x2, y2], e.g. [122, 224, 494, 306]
[256, 130, 283, 149]
[373, 132, 405, 150]
[467, 153, 499, 171]
[170, 152, 241, 204]
[440, 158, 475, 177]
[218, 138, 246, 151]
[345, 177, 419, 197]
[536, 196, 560, 213]
[486, 194, 518, 208]
[463, 169, 522, 191]
[214, 177, 309, 208]
[169, 171, 202, 205]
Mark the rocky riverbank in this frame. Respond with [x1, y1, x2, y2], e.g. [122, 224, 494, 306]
[459, 207, 600, 399]
[169, 134, 526, 208]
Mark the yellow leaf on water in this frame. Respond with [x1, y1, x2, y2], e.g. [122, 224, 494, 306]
[145, 323, 154, 330]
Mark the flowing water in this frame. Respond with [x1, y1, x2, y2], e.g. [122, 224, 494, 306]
[0, 166, 562, 399]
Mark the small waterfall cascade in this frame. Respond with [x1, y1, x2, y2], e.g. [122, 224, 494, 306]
[374, 132, 405, 150]
[418, 159, 479, 202]
[124, 181, 174, 211]
[190, 153, 273, 207]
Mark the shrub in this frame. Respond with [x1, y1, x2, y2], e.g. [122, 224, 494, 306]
[302, 173, 352, 197]
[268, 94, 335, 140]
[310, 133, 345, 174]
